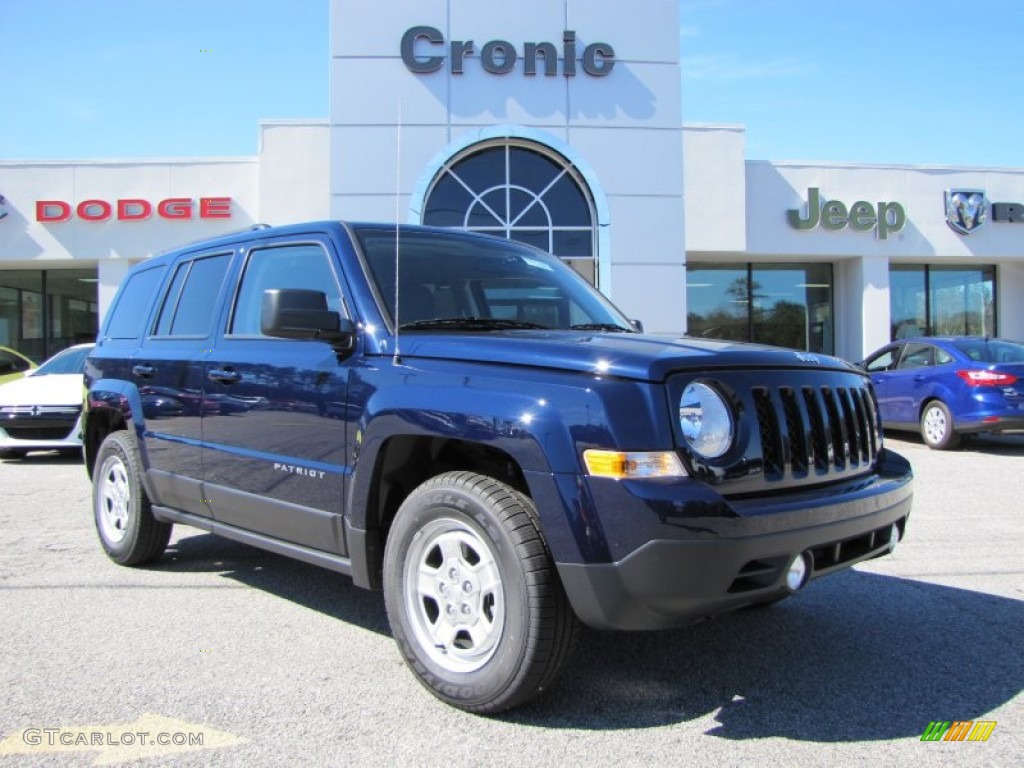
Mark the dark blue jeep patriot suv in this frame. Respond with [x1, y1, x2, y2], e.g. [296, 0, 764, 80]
[85, 221, 913, 713]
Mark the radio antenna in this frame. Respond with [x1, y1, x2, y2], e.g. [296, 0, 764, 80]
[393, 99, 403, 364]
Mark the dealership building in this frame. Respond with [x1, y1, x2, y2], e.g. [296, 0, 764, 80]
[1, 0, 1022, 364]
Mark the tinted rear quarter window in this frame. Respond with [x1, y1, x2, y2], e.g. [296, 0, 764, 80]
[104, 265, 166, 339]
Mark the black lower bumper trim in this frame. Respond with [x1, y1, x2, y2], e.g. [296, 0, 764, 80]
[557, 486, 912, 630]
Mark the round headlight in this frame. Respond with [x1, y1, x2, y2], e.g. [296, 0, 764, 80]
[679, 381, 734, 458]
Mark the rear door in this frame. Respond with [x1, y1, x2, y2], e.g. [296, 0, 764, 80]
[200, 236, 352, 554]
[135, 250, 234, 517]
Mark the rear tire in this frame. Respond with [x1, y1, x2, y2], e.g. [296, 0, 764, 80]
[93, 430, 171, 565]
[920, 400, 960, 450]
[383, 471, 578, 714]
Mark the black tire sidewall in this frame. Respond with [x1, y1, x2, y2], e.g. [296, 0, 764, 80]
[383, 479, 532, 710]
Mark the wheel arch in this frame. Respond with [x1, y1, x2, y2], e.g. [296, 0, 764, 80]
[84, 381, 145, 478]
[348, 433, 533, 589]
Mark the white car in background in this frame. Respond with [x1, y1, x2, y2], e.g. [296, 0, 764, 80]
[0, 344, 93, 460]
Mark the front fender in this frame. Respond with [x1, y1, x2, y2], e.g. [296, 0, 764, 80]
[344, 357, 674, 566]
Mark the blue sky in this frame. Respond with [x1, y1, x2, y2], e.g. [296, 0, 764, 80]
[2, 0, 1021, 168]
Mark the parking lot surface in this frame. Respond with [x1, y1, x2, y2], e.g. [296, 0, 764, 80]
[1, 434, 1021, 767]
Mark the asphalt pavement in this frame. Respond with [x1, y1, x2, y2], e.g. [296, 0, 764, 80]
[0, 433, 1021, 767]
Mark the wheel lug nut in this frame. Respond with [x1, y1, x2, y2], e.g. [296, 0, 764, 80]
[462, 580, 473, 593]
[460, 604, 471, 615]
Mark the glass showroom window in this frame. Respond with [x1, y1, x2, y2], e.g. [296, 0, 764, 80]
[0, 269, 98, 361]
[889, 265, 995, 340]
[422, 141, 598, 285]
[686, 263, 834, 354]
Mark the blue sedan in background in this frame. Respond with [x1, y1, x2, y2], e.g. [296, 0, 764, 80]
[860, 337, 1024, 449]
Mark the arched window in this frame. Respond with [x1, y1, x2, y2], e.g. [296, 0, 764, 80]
[422, 141, 599, 285]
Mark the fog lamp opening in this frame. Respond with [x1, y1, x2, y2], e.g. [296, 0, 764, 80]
[785, 552, 811, 592]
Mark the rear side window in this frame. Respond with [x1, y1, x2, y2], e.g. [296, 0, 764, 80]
[104, 265, 166, 339]
[153, 253, 231, 337]
[898, 343, 934, 369]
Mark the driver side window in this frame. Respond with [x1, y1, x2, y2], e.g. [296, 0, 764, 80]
[865, 348, 897, 372]
[230, 243, 344, 336]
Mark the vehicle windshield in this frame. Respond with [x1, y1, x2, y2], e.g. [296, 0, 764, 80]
[354, 228, 634, 333]
[33, 345, 92, 376]
[952, 338, 1024, 364]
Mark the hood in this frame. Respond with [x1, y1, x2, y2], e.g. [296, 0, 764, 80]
[385, 331, 860, 382]
[0, 373, 84, 406]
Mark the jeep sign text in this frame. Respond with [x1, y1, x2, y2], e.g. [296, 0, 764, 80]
[787, 187, 905, 240]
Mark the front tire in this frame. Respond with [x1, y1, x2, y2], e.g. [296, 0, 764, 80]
[920, 400, 960, 450]
[93, 430, 171, 565]
[383, 472, 578, 714]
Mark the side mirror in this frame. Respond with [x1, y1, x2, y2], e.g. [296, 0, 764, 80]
[261, 289, 355, 347]
[630, 318, 644, 333]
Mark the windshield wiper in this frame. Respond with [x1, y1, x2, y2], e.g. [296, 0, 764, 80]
[569, 323, 635, 333]
[399, 317, 549, 331]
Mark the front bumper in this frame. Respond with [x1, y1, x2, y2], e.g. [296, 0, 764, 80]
[0, 409, 84, 452]
[554, 451, 913, 630]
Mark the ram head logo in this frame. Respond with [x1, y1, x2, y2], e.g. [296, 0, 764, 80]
[945, 189, 987, 235]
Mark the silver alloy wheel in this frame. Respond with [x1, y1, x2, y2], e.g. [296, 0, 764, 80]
[403, 516, 505, 673]
[923, 404, 949, 445]
[97, 454, 131, 544]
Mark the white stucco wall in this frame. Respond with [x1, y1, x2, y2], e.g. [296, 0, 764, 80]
[258, 120, 331, 225]
[0, 160, 259, 264]
[328, 0, 687, 334]
[682, 124, 746, 254]
[740, 161, 1024, 357]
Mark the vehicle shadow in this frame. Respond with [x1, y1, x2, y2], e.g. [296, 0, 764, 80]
[512, 570, 1022, 741]
[152, 533, 1021, 741]
[156, 531, 392, 636]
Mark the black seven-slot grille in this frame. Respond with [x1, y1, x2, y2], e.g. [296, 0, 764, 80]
[672, 369, 881, 494]
[752, 383, 879, 480]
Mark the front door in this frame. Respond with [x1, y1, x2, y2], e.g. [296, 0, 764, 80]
[200, 239, 352, 554]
